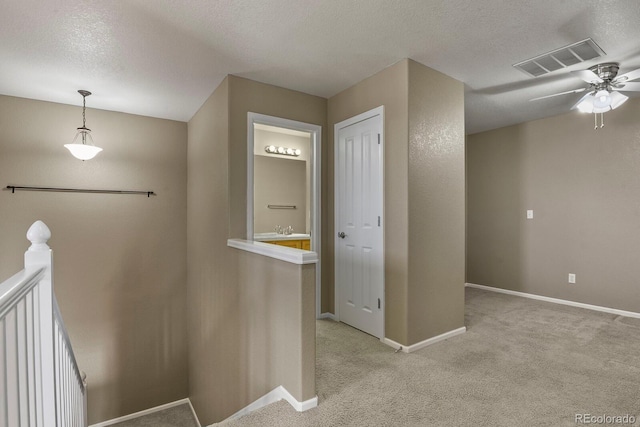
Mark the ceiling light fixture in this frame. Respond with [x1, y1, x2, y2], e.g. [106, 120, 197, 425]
[532, 62, 640, 130]
[64, 90, 102, 160]
[571, 64, 630, 129]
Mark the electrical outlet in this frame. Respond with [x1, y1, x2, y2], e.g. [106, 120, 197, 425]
[568, 273, 576, 284]
[526, 210, 534, 219]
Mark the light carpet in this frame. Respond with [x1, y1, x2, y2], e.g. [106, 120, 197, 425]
[108, 403, 198, 427]
[217, 287, 640, 426]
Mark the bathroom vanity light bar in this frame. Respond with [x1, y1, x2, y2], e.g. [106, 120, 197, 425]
[265, 145, 301, 157]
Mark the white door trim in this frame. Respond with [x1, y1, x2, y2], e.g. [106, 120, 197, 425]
[333, 105, 385, 338]
[247, 112, 322, 319]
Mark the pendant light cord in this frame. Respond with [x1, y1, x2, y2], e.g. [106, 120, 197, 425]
[79, 93, 88, 144]
[77, 89, 91, 131]
[82, 94, 86, 129]
[77, 90, 91, 144]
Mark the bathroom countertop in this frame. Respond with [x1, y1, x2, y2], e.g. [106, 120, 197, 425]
[254, 232, 311, 241]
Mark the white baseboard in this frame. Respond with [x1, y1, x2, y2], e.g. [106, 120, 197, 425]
[280, 386, 318, 412]
[382, 326, 467, 353]
[189, 399, 203, 427]
[465, 283, 640, 319]
[89, 398, 200, 427]
[319, 312, 338, 321]
[225, 385, 318, 422]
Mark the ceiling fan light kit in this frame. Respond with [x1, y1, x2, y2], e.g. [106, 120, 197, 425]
[575, 89, 629, 114]
[531, 62, 640, 130]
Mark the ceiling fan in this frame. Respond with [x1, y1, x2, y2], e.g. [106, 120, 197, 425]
[531, 62, 640, 128]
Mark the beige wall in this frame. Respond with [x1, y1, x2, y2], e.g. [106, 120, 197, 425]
[0, 95, 188, 424]
[327, 60, 410, 341]
[467, 97, 640, 313]
[407, 60, 466, 343]
[327, 59, 465, 345]
[187, 78, 238, 422]
[187, 76, 318, 424]
[235, 253, 316, 402]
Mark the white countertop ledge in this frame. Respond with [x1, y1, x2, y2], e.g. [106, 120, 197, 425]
[253, 233, 311, 242]
[227, 239, 318, 265]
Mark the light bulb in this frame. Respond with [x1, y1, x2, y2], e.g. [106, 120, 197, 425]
[593, 90, 611, 110]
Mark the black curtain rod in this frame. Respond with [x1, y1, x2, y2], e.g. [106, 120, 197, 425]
[6, 185, 155, 197]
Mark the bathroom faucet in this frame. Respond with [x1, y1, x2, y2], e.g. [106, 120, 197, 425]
[275, 225, 293, 235]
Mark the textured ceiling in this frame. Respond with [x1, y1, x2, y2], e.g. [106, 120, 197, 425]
[2, 0, 640, 134]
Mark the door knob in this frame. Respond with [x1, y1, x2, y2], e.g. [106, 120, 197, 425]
[338, 232, 347, 239]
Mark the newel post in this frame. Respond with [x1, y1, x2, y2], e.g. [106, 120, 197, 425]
[25, 220, 53, 276]
[26, 220, 57, 425]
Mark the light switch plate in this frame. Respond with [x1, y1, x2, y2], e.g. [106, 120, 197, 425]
[526, 210, 534, 219]
[568, 273, 576, 284]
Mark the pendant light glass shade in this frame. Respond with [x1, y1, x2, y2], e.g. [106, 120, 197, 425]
[576, 95, 594, 113]
[66, 90, 102, 160]
[609, 91, 629, 110]
[65, 128, 102, 160]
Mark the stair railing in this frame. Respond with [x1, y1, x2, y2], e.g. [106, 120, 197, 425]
[0, 220, 87, 426]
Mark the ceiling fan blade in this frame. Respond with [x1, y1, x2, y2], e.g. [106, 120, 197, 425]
[615, 67, 640, 83]
[529, 87, 586, 101]
[614, 82, 640, 92]
[572, 69, 603, 84]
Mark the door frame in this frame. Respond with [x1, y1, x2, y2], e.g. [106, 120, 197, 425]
[333, 105, 385, 339]
[247, 112, 323, 319]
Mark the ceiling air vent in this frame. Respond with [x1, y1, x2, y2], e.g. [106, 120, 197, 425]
[513, 38, 606, 77]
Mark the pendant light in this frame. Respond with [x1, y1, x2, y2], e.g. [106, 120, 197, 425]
[64, 90, 102, 160]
